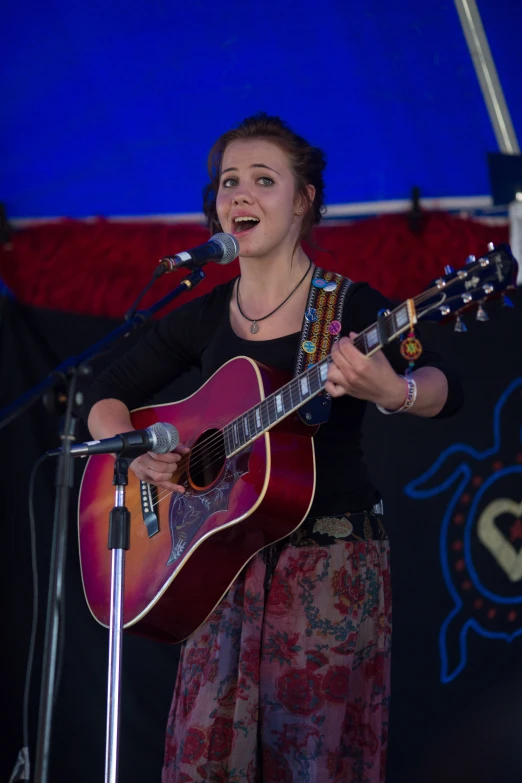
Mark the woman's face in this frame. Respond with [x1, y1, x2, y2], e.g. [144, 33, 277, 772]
[216, 138, 305, 260]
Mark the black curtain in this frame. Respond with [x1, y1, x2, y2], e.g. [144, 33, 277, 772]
[1, 291, 522, 782]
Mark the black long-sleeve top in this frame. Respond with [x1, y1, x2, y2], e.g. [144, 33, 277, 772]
[84, 277, 463, 515]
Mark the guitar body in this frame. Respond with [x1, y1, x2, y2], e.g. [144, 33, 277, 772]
[78, 243, 518, 644]
[78, 356, 317, 644]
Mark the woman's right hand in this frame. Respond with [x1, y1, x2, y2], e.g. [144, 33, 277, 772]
[128, 444, 191, 493]
[87, 399, 190, 493]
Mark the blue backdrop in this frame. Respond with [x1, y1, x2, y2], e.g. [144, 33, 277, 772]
[2, 0, 521, 219]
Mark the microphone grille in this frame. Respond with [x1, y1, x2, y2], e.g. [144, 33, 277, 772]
[148, 422, 180, 454]
[211, 233, 240, 265]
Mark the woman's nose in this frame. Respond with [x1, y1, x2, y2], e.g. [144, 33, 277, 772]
[232, 186, 254, 204]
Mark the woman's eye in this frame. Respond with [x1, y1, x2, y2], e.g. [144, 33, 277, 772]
[220, 175, 274, 188]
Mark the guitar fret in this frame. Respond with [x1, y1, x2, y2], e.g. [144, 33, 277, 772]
[283, 384, 293, 413]
[225, 352, 347, 455]
[269, 395, 277, 425]
[288, 380, 295, 411]
[292, 381, 298, 404]
[221, 253, 517, 455]
[227, 317, 395, 454]
[308, 366, 321, 395]
[284, 383, 292, 410]
[225, 302, 399, 456]
[358, 332, 368, 355]
[365, 325, 380, 351]
[225, 353, 351, 455]
[224, 425, 232, 456]
[386, 314, 397, 340]
[393, 304, 410, 332]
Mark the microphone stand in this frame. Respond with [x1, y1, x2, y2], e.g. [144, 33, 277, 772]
[33, 373, 79, 783]
[1, 267, 205, 783]
[105, 457, 131, 783]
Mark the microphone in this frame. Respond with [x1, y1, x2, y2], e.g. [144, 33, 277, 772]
[46, 422, 179, 458]
[154, 233, 239, 277]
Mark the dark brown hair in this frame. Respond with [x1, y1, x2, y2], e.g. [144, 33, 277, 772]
[203, 112, 327, 245]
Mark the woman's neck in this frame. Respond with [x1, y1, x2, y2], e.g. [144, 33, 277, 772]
[237, 247, 312, 305]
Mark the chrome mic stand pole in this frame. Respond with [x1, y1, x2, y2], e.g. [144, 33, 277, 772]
[103, 268, 206, 782]
[105, 457, 131, 783]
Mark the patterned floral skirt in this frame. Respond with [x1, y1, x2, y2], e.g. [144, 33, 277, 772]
[162, 511, 391, 783]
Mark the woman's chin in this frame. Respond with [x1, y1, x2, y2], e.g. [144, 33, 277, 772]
[236, 237, 266, 258]
[236, 235, 289, 261]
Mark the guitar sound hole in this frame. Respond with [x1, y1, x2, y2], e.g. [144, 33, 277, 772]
[188, 428, 226, 490]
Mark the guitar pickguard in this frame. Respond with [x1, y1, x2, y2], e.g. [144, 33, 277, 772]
[166, 447, 251, 565]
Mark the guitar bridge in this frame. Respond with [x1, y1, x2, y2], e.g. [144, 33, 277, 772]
[140, 481, 159, 537]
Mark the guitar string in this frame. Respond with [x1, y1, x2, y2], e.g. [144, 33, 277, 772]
[148, 327, 384, 508]
[149, 352, 335, 506]
[150, 357, 331, 496]
[149, 359, 329, 505]
[151, 425, 270, 506]
[148, 304, 424, 507]
[153, 374, 320, 490]
[165, 266, 493, 473]
[151, 419, 273, 507]
[155, 283, 443, 482]
[150, 316, 381, 500]
[148, 278, 490, 507]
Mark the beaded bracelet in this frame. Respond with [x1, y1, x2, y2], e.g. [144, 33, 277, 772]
[376, 375, 417, 415]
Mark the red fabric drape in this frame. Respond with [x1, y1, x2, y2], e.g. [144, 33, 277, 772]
[0, 213, 509, 319]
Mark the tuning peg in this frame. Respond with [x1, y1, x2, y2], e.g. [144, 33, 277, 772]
[502, 294, 515, 308]
[476, 305, 489, 322]
[487, 242, 495, 252]
[444, 265, 455, 275]
[454, 315, 467, 332]
[465, 254, 476, 264]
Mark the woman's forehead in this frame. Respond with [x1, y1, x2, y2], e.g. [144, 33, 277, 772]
[221, 138, 291, 171]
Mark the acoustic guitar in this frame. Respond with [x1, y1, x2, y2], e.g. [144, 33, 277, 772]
[78, 245, 517, 644]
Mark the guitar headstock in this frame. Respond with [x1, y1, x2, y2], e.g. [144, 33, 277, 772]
[416, 243, 518, 329]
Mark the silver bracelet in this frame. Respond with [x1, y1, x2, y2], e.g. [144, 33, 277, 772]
[376, 375, 417, 415]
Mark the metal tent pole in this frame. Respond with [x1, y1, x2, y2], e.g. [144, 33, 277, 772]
[454, 0, 520, 154]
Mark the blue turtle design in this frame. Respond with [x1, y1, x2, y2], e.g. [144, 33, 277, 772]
[405, 378, 522, 683]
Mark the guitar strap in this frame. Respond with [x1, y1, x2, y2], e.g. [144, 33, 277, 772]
[261, 267, 355, 585]
[294, 266, 354, 426]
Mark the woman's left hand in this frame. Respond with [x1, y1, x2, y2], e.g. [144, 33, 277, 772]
[325, 332, 406, 409]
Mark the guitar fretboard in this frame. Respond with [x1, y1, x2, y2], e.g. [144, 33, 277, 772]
[223, 298, 416, 457]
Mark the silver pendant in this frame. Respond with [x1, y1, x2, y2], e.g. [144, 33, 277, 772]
[250, 321, 259, 334]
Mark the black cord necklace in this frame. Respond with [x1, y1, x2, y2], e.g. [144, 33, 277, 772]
[236, 259, 313, 334]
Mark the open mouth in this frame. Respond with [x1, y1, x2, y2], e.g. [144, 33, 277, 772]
[233, 216, 260, 235]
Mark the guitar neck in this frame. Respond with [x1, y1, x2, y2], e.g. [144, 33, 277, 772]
[223, 299, 415, 457]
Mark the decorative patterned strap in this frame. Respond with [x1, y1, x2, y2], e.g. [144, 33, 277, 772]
[294, 266, 354, 425]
